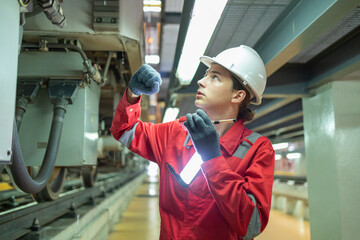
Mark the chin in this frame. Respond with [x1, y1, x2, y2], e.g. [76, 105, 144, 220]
[194, 101, 207, 110]
[194, 100, 202, 108]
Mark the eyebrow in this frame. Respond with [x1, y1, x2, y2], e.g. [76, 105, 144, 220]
[208, 70, 223, 76]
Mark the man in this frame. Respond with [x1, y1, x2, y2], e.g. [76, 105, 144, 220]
[111, 45, 275, 240]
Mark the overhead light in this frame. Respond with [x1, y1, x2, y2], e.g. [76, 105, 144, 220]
[143, 6, 161, 12]
[272, 142, 289, 151]
[143, 0, 162, 12]
[176, 0, 228, 85]
[143, 0, 161, 5]
[286, 152, 302, 159]
[145, 55, 160, 64]
[162, 107, 179, 123]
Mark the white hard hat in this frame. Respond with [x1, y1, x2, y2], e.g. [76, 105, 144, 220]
[200, 45, 267, 105]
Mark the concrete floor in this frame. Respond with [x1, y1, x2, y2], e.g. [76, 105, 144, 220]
[109, 177, 310, 240]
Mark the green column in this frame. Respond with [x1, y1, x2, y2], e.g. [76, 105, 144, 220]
[302, 81, 360, 240]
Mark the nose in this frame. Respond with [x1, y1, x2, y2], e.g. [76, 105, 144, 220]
[197, 77, 206, 88]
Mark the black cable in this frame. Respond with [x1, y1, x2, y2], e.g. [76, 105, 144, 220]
[9, 98, 67, 194]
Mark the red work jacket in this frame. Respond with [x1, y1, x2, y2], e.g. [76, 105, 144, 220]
[111, 89, 275, 240]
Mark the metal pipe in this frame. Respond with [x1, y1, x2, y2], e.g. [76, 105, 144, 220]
[102, 51, 114, 84]
[47, 43, 87, 60]
[9, 98, 67, 194]
[15, 98, 28, 131]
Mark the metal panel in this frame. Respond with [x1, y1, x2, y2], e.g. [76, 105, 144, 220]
[18, 84, 100, 166]
[18, 51, 84, 79]
[0, 1, 19, 163]
[22, 0, 143, 51]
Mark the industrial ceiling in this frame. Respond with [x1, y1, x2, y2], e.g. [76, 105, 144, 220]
[157, 0, 360, 143]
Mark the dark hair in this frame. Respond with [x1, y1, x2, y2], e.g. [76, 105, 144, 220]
[230, 74, 255, 122]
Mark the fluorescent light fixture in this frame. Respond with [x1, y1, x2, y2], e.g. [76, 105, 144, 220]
[145, 55, 160, 64]
[143, 6, 161, 12]
[286, 152, 302, 159]
[272, 142, 289, 151]
[275, 154, 282, 160]
[287, 180, 295, 186]
[149, 188, 157, 196]
[176, 0, 227, 85]
[143, 0, 161, 6]
[180, 152, 202, 184]
[162, 107, 179, 123]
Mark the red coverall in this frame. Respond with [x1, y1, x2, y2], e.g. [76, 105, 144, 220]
[111, 89, 275, 240]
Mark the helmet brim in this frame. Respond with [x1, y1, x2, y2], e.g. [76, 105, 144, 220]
[200, 55, 262, 105]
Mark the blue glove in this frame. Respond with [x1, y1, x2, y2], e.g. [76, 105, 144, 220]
[184, 109, 221, 161]
[129, 64, 162, 95]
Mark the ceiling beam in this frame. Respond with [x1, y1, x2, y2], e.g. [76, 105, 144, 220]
[253, 97, 299, 120]
[270, 130, 305, 143]
[163, 12, 182, 24]
[246, 99, 303, 131]
[254, 0, 360, 76]
[165, 0, 195, 109]
[262, 82, 309, 98]
[251, 111, 303, 132]
[307, 26, 360, 88]
[262, 122, 303, 137]
[257, 117, 304, 135]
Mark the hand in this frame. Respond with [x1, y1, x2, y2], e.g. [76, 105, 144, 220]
[184, 109, 221, 161]
[129, 64, 162, 96]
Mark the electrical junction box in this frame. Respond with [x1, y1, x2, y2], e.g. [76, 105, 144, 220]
[18, 83, 100, 166]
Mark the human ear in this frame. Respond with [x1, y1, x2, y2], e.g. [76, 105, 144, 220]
[231, 90, 246, 104]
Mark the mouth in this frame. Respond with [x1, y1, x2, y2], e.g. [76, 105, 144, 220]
[196, 90, 204, 97]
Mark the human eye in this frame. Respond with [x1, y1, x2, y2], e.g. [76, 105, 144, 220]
[212, 75, 220, 81]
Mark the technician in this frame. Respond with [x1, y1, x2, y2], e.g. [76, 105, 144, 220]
[111, 45, 275, 240]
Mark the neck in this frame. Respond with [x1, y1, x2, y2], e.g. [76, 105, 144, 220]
[206, 109, 238, 137]
[214, 121, 235, 137]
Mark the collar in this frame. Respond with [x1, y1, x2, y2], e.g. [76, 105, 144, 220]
[185, 119, 246, 156]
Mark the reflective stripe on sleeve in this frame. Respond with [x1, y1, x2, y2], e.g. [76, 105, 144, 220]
[242, 193, 261, 240]
[119, 122, 139, 148]
[246, 132, 262, 144]
[233, 140, 252, 159]
[233, 132, 262, 159]
[183, 133, 191, 149]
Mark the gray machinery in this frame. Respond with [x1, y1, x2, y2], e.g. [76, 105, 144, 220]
[0, 0, 145, 201]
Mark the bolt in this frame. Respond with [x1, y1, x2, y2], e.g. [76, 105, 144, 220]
[96, 17, 102, 23]
[7, 150, 11, 156]
[111, 18, 117, 23]
[30, 218, 40, 231]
